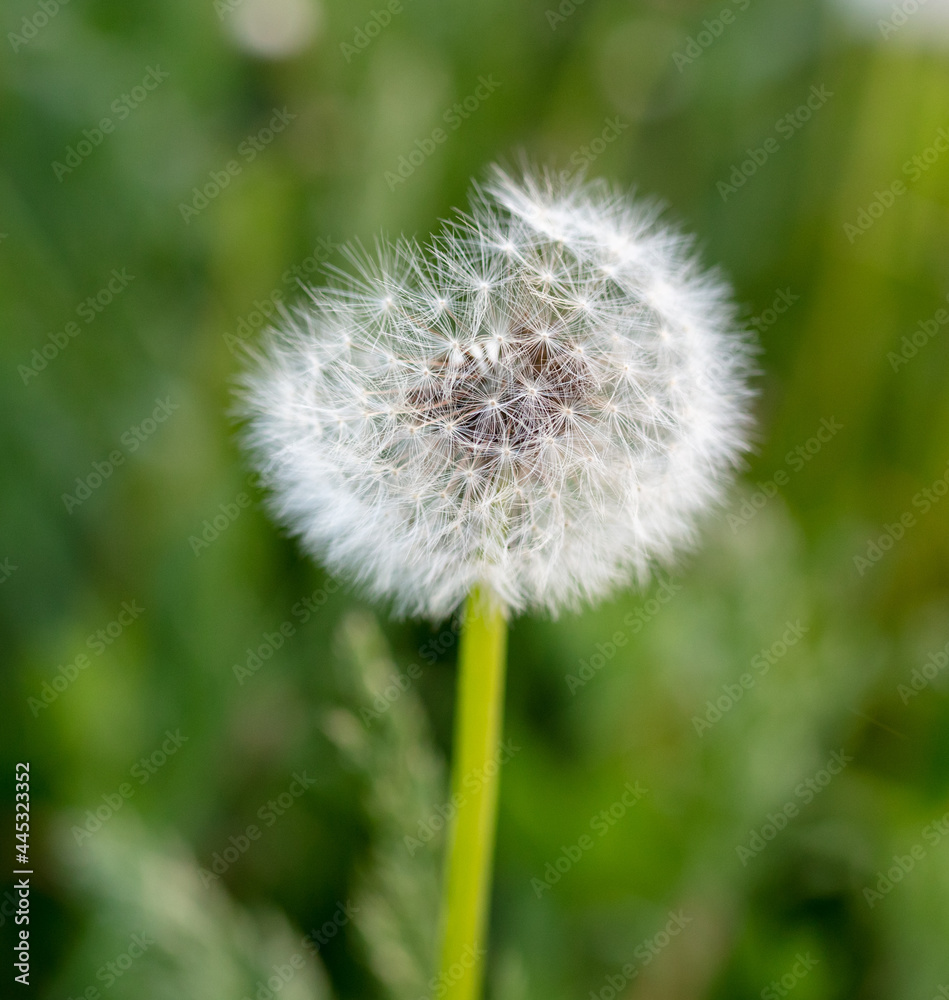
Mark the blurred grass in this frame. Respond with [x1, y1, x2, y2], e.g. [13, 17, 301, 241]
[2, 0, 949, 997]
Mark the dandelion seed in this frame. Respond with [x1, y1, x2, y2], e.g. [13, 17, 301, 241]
[239, 166, 755, 620]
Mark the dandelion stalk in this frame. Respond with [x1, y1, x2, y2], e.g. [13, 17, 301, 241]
[240, 164, 755, 998]
[437, 586, 507, 1000]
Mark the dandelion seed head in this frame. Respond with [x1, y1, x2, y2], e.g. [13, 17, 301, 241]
[240, 166, 755, 619]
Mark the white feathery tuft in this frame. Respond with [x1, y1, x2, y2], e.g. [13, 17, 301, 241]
[239, 166, 756, 619]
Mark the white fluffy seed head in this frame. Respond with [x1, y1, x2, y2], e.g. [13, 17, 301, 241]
[239, 167, 755, 620]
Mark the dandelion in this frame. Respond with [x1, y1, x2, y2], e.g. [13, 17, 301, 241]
[239, 165, 754, 1000]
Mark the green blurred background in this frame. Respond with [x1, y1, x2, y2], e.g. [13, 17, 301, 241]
[3, 0, 949, 997]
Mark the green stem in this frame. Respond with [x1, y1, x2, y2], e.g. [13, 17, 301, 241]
[437, 586, 508, 1000]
